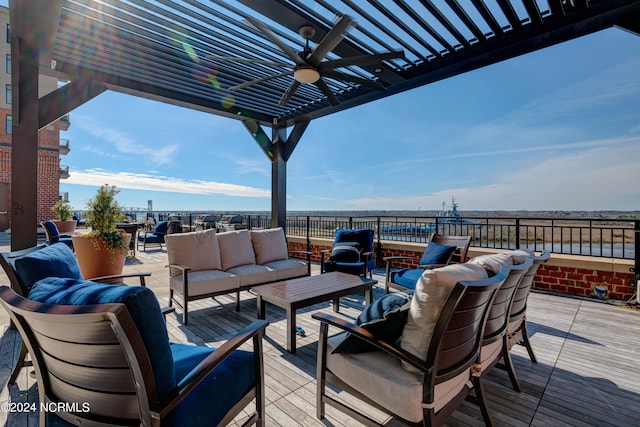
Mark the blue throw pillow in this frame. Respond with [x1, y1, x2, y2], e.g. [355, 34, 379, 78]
[332, 291, 413, 353]
[419, 241, 457, 266]
[28, 278, 176, 400]
[14, 244, 82, 295]
[330, 241, 362, 263]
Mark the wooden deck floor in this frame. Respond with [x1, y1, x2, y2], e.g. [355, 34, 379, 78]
[1, 244, 639, 426]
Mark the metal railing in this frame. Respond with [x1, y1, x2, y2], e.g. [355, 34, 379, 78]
[133, 211, 636, 261]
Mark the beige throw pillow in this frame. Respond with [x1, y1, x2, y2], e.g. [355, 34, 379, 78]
[165, 228, 221, 272]
[251, 227, 288, 264]
[508, 248, 535, 265]
[468, 252, 513, 275]
[217, 229, 256, 271]
[399, 263, 489, 373]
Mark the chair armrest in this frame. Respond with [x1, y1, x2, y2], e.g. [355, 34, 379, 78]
[418, 263, 447, 269]
[382, 255, 419, 262]
[153, 319, 269, 418]
[288, 250, 312, 258]
[93, 272, 152, 286]
[312, 312, 428, 374]
[165, 264, 192, 273]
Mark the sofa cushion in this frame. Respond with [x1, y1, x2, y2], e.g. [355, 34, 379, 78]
[166, 229, 221, 273]
[468, 252, 513, 275]
[217, 230, 256, 271]
[262, 259, 308, 281]
[333, 291, 413, 353]
[419, 241, 457, 266]
[170, 270, 239, 296]
[14, 244, 82, 295]
[166, 343, 255, 427]
[226, 264, 277, 287]
[251, 227, 288, 265]
[400, 263, 488, 373]
[326, 334, 470, 423]
[28, 278, 175, 400]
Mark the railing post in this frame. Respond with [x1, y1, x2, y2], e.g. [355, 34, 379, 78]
[634, 220, 640, 294]
[515, 218, 520, 249]
[306, 216, 311, 253]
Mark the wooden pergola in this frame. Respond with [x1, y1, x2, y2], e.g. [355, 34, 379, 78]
[9, 0, 640, 250]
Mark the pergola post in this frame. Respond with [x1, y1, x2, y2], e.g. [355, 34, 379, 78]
[243, 119, 310, 230]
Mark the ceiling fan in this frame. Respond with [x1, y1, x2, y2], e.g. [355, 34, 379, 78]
[228, 15, 404, 106]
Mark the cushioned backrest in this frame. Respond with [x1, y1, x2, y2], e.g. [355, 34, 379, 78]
[399, 262, 488, 373]
[419, 241, 457, 266]
[42, 221, 60, 242]
[28, 277, 176, 400]
[217, 229, 256, 270]
[13, 244, 82, 295]
[154, 221, 169, 234]
[335, 228, 373, 252]
[251, 227, 288, 265]
[166, 229, 222, 273]
[468, 252, 513, 275]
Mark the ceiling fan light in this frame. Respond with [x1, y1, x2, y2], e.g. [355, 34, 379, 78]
[294, 66, 320, 84]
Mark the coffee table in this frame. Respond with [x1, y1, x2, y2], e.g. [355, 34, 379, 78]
[254, 272, 377, 353]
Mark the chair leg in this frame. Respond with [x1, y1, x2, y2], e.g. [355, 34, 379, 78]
[502, 339, 522, 392]
[168, 289, 174, 307]
[183, 298, 189, 325]
[520, 321, 537, 363]
[8, 342, 28, 385]
[236, 290, 241, 312]
[316, 322, 329, 420]
[473, 376, 495, 427]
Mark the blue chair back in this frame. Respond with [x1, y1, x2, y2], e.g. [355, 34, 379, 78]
[154, 221, 169, 234]
[334, 228, 374, 253]
[42, 221, 61, 243]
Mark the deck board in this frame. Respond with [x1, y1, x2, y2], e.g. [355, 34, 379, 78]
[1, 252, 639, 426]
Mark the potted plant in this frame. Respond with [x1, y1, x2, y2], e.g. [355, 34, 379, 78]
[51, 200, 77, 234]
[72, 184, 131, 280]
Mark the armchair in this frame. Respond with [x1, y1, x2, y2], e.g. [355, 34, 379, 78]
[313, 266, 506, 426]
[41, 220, 74, 251]
[384, 234, 471, 293]
[137, 220, 179, 251]
[320, 228, 375, 278]
[0, 243, 151, 385]
[0, 282, 268, 426]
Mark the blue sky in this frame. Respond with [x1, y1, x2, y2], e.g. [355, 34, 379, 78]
[59, 26, 640, 213]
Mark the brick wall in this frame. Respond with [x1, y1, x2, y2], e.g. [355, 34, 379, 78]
[287, 236, 636, 301]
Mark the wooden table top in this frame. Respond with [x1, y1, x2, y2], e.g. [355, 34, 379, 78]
[253, 272, 377, 305]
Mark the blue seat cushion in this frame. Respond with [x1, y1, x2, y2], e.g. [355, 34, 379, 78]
[390, 268, 424, 290]
[28, 278, 175, 400]
[138, 233, 165, 243]
[324, 261, 367, 276]
[14, 244, 82, 295]
[333, 291, 413, 353]
[166, 343, 255, 427]
[419, 241, 457, 266]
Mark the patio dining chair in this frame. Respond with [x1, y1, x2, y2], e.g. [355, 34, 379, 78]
[314, 266, 506, 426]
[0, 282, 268, 427]
[41, 220, 74, 251]
[137, 220, 179, 251]
[384, 234, 472, 293]
[0, 243, 151, 385]
[320, 228, 375, 278]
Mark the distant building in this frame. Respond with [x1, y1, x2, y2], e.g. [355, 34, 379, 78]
[0, 5, 69, 231]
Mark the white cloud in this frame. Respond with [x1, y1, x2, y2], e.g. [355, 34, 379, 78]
[74, 116, 179, 166]
[64, 169, 270, 198]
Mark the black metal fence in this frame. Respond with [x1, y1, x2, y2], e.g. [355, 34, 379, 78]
[141, 211, 636, 261]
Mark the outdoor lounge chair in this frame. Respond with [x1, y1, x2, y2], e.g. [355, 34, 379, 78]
[0, 243, 151, 385]
[504, 249, 551, 390]
[313, 266, 507, 426]
[320, 228, 375, 278]
[137, 220, 178, 251]
[41, 220, 74, 251]
[383, 234, 472, 293]
[0, 282, 268, 426]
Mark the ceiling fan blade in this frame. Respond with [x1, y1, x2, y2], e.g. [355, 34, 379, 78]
[229, 70, 293, 91]
[209, 56, 295, 68]
[318, 50, 405, 71]
[278, 80, 300, 105]
[322, 70, 386, 91]
[314, 78, 340, 106]
[245, 16, 305, 66]
[307, 15, 356, 67]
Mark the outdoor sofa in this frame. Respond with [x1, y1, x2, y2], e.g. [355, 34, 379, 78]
[166, 227, 311, 324]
